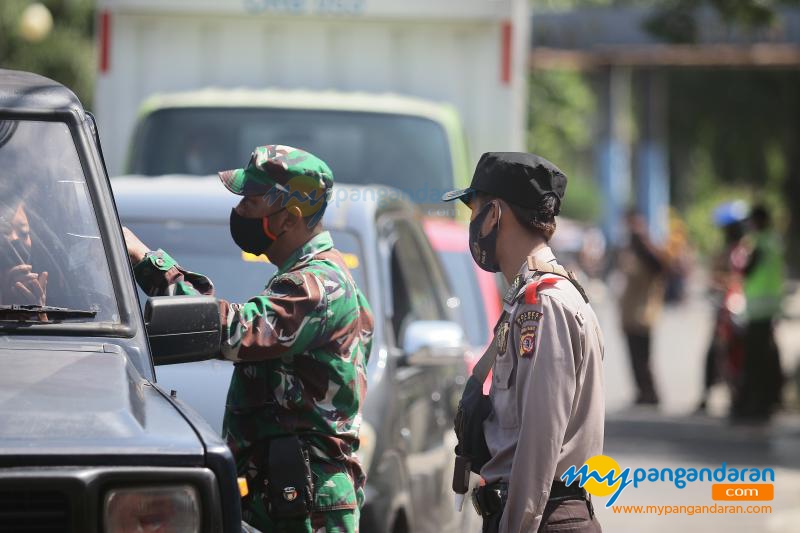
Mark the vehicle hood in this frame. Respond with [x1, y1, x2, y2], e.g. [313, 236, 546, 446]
[0, 342, 203, 466]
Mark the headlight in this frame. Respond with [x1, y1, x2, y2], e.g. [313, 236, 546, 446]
[355, 421, 377, 476]
[103, 485, 201, 533]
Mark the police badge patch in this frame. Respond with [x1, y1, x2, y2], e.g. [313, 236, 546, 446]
[496, 321, 510, 354]
[519, 325, 537, 358]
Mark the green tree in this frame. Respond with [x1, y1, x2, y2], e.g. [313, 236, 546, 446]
[531, 0, 800, 270]
[528, 69, 600, 222]
[0, 1, 96, 107]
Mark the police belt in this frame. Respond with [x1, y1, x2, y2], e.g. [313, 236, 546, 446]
[471, 479, 588, 518]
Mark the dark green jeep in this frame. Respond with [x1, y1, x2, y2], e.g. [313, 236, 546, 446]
[0, 69, 240, 532]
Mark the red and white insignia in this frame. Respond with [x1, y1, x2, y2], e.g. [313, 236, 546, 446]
[519, 325, 537, 358]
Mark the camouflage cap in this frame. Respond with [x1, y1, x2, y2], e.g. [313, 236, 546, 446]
[218, 145, 334, 213]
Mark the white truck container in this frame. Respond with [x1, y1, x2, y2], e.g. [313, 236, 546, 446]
[94, 0, 530, 176]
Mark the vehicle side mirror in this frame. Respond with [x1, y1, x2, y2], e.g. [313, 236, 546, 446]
[401, 320, 466, 366]
[145, 296, 221, 365]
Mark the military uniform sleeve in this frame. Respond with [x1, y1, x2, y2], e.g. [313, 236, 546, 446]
[220, 270, 329, 362]
[134, 250, 329, 362]
[133, 249, 215, 296]
[500, 292, 579, 533]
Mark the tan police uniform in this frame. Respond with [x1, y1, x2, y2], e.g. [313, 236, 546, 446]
[480, 246, 605, 532]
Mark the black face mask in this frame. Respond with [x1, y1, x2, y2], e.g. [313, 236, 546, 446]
[469, 201, 501, 273]
[229, 208, 283, 256]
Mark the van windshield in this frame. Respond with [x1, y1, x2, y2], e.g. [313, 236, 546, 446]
[0, 120, 119, 323]
[130, 108, 453, 202]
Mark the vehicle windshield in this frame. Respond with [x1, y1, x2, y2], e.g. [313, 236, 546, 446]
[0, 119, 119, 323]
[130, 108, 453, 201]
[123, 220, 368, 305]
[435, 250, 489, 348]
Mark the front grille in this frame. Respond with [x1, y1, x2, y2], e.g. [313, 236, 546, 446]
[0, 490, 70, 533]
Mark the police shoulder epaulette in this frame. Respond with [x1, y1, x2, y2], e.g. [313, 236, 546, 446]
[525, 256, 590, 304]
[523, 276, 559, 305]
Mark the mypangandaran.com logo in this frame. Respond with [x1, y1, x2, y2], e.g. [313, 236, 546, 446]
[561, 455, 775, 507]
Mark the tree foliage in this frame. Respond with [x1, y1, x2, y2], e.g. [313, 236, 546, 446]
[669, 68, 800, 262]
[531, 0, 800, 269]
[646, 0, 778, 43]
[0, 1, 96, 107]
[527, 69, 601, 222]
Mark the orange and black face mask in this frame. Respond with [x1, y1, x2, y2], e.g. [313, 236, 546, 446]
[229, 208, 285, 256]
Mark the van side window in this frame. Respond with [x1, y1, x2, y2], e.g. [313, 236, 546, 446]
[388, 220, 447, 345]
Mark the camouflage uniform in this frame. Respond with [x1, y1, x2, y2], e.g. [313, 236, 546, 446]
[133, 146, 373, 532]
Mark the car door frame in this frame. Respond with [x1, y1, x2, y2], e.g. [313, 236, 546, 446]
[376, 209, 464, 533]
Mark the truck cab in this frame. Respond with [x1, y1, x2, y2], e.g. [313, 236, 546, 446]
[125, 88, 472, 218]
[0, 69, 241, 532]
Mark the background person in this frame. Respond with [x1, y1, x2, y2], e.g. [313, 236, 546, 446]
[732, 203, 785, 421]
[0, 197, 47, 306]
[618, 208, 668, 406]
[696, 202, 749, 413]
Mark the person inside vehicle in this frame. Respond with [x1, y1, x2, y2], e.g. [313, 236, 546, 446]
[0, 196, 48, 306]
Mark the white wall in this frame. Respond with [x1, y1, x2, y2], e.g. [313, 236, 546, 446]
[96, 1, 529, 174]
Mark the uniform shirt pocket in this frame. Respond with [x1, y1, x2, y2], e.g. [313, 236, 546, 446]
[491, 350, 519, 429]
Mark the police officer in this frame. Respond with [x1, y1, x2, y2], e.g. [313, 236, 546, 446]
[123, 145, 374, 532]
[443, 153, 604, 532]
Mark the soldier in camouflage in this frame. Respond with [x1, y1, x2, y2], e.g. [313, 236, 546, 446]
[123, 145, 374, 532]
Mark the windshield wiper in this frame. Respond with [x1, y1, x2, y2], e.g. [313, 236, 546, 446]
[0, 305, 97, 321]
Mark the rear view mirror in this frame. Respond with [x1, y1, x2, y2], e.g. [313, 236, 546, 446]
[145, 296, 221, 365]
[401, 320, 466, 366]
